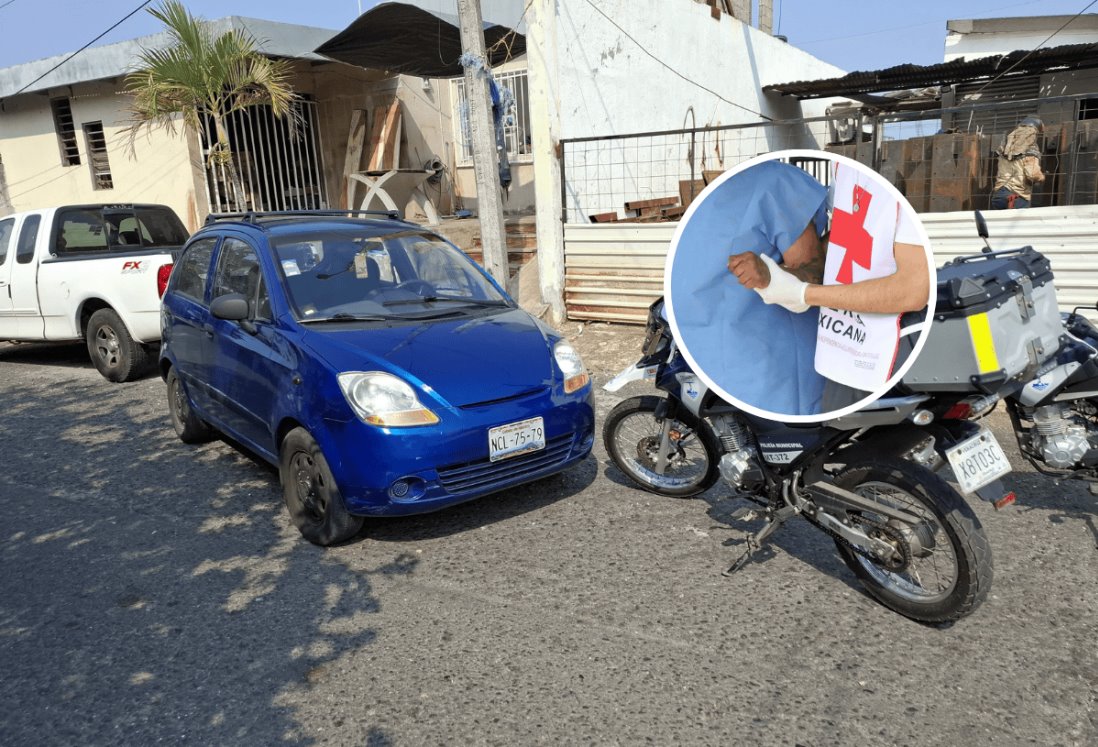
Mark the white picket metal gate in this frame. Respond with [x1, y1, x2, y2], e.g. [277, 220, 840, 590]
[201, 98, 329, 214]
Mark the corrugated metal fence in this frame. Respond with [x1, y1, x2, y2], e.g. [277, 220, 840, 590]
[563, 206, 1098, 324]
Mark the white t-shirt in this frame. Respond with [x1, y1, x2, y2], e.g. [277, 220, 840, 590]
[814, 164, 920, 392]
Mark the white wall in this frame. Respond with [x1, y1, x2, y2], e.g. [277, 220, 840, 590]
[0, 81, 200, 228]
[551, 0, 845, 221]
[555, 0, 842, 139]
[945, 17, 1098, 61]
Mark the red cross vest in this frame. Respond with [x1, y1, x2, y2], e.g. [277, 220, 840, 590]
[814, 164, 903, 391]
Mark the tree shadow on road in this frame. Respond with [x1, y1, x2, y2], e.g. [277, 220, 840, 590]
[0, 379, 405, 745]
[0, 341, 159, 379]
[0, 341, 92, 371]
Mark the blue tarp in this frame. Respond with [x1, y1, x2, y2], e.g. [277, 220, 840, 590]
[668, 161, 830, 416]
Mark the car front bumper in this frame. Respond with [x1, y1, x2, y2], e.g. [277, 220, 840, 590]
[320, 386, 595, 517]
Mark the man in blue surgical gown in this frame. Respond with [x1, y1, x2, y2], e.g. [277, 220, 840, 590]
[668, 161, 830, 416]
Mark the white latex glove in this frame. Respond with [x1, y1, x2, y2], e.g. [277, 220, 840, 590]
[753, 254, 810, 313]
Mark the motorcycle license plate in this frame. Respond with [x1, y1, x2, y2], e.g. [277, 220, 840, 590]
[945, 429, 1012, 495]
[488, 417, 545, 462]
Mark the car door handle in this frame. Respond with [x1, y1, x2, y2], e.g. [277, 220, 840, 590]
[202, 323, 214, 338]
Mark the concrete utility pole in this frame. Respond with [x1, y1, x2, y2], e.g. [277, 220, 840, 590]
[526, 0, 567, 324]
[456, 0, 509, 285]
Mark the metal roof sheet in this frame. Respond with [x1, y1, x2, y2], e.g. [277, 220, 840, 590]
[765, 42, 1098, 100]
[0, 17, 338, 100]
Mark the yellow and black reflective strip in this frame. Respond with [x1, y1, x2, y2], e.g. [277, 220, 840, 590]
[967, 313, 1001, 374]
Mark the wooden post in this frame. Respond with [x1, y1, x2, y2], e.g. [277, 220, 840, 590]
[340, 109, 367, 209]
[455, 0, 509, 285]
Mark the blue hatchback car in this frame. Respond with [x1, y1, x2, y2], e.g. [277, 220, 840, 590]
[160, 211, 594, 545]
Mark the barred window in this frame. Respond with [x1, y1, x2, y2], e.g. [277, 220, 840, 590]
[50, 98, 81, 167]
[452, 69, 532, 165]
[83, 121, 113, 190]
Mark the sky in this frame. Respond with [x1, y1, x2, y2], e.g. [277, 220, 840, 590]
[0, 0, 1095, 74]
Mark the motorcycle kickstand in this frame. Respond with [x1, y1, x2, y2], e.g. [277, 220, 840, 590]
[722, 505, 798, 577]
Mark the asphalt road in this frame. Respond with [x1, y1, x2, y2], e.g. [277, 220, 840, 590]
[1, 330, 1096, 746]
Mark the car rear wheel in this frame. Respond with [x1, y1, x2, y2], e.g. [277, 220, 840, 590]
[279, 427, 364, 546]
[166, 367, 212, 444]
[86, 308, 149, 382]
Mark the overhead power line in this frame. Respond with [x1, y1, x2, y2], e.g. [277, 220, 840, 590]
[3, 0, 153, 101]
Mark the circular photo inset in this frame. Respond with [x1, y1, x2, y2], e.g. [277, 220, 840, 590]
[665, 150, 936, 423]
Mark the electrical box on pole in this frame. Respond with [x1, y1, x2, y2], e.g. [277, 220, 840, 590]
[456, 0, 509, 285]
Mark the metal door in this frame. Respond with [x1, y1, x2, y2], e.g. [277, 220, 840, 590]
[8, 214, 43, 338]
[0, 217, 16, 327]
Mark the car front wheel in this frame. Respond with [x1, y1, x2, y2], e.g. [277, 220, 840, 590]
[279, 427, 364, 546]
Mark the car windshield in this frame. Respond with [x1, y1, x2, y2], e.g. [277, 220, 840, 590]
[272, 229, 509, 321]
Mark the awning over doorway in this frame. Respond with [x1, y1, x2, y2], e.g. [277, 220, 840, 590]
[315, 2, 525, 78]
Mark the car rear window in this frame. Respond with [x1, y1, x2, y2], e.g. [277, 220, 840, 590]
[54, 206, 188, 255]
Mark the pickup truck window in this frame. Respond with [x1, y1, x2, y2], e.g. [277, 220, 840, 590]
[0, 218, 13, 266]
[16, 215, 40, 264]
[54, 206, 188, 255]
[172, 238, 217, 304]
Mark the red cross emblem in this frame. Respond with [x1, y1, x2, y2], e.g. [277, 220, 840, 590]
[830, 184, 873, 285]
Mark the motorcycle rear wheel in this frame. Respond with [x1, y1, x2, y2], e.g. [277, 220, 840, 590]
[832, 457, 992, 624]
[603, 395, 721, 497]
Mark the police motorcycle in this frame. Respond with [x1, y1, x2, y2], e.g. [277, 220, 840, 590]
[603, 296, 1009, 624]
[915, 212, 1098, 485]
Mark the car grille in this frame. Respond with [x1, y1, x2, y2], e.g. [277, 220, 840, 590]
[459, 386, 549, 409]
[436, 432, 575, 494]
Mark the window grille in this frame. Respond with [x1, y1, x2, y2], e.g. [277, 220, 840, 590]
[83, 121, 113, 190]
[51, 98, 81, 167]
[452, 69, 532, 165]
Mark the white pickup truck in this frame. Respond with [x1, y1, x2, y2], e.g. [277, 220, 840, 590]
[0, 204, 189, 381]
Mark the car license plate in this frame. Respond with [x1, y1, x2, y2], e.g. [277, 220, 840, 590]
[488, 417, 545, 462]
[945, 428, 1012, 495]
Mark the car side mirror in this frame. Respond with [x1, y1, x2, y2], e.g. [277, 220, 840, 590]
[210, 293, 256, 333]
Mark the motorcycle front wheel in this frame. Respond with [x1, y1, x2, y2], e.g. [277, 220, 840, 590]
[832, 457, 992, 624]
[603, 395, 721, 497]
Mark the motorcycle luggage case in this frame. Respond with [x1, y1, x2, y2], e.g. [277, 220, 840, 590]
[902, 246, 1060, 392]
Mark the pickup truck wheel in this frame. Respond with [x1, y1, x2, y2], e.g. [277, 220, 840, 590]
[280, 427, 364, 546]
[86, 309, 149, 382]
[166, 368, 212, 443]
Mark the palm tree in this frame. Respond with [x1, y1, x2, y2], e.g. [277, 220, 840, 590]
[124, 0, 297, 210]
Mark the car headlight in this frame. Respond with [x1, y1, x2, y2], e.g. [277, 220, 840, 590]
[337, 372, 439, 427]
[554, 341, 590, 394]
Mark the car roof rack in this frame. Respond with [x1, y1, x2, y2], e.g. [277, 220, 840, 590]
[204, 209, 406, 225]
